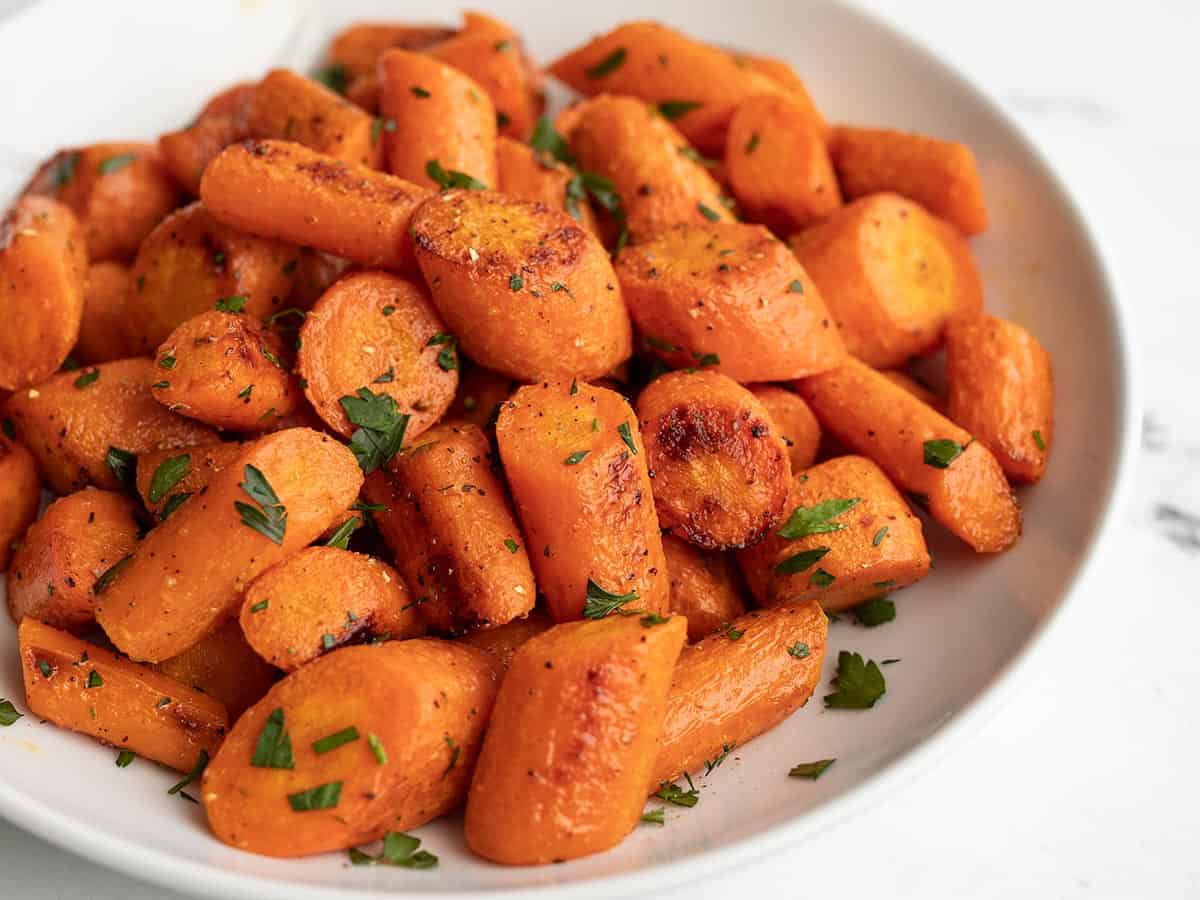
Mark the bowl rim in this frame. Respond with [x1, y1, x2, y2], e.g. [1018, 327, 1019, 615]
[0, 1, 1141, 897]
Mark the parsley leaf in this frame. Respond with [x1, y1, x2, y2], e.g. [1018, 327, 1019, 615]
[115, 749, 136, 767]
[368, 732, 388, 765]
[659, 100, 703, 120]
[778, 498, 861, 539]
[529, 116, 574, 166]
[923, 438, 966, 468]
[348, 832, 437, 869]
[74, 368, 99, 389]
[824, 651, 886, 709]
[251, 708, 295, 769]
[640, 808, 666, 825]
[774, 546, 830, 575]
[787, 642, 810, 659]
[582, 579, 639, 618]
[872, 526, 889, 546]
[703, 742, 735, 775]
[425, 159, 487, 191]
[509, 274, 524, 291]
[288, 781, 342, 812]
[313, 726, 360, 755]
[167, 749, 209, 796]
[697, 202, 721, 222]
[808, 568, 836, 587]
[97, 153, 136, 175]
[148, 453, 190, 503]
[426, 332, 458, 371]
[339, 387, 410, 474]
[50, 151, 80, 188]
[853, 596, 896, 627]
[656, 774, 699, 808]
[313, 63, 349, 95]
[92, 554, 132, 594]
[789, 759, 835, 780]
[585, 47, 627, 78]
[324, 515, 360, 550]
[0, 699, 23, 726]
[563, 450, 589, 465]
[234, 464, 287, 545]
[618, 421, 638, 454]
[214, 295, 247, 313]
[1033, 429, 1047, 451]
[105, 446, 136, 485]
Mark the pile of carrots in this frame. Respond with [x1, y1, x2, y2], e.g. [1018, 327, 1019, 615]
[0, 12, 1053, 868]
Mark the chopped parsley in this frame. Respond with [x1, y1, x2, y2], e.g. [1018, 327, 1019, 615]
[250, 599, 269, 613]
[923, 438, 966, 468]
[442, 735, 460, 776]
[563, 450, 589, 465]
[288, 781, 342, 812]
[0, 699, 22, 726]
[787, 641, 810, 659]
[693, 352, 720, 367]
[410, 85, 431, 98]
[325, 515, 361, 550]
[347, 831, 437, 868]
[808, 568, 836, 587]
[1033, 429, 1047, 451]
[370, 117, 397, 146]
[504, 538, 519, 554]
[50, 151, 80, 188]
[97, 153, 136, 175]
[160, 492, 191, 521]
[640, 613, 669, 627]
[872, 526, 889, 546]
[658, 100, 703, 120]
[92, 554, 132, 594]
[722, 623, 744, 641]
[312, 726, 360, 755]
[115, 750, 136, 768]
[425, 159, 487, 191]
[426, 333, 458, 371]
[167, 749, 209, 796]
[640, 809, 666, 825]
[697, 202, 721, 222]
[617, 421, 638, 454]
[86, 670, 104, 688]
[214, 295, 247, 312]
[778, 498, 861, 539]
[105, 446, 136, 485]
[824, 651, 886, 709]
[234, 464, 287, 545]
[37, 660, 52, 678]
[774, 546, 830, 575]
[368, 732, 388, 765]
[251, 708, 295, 769]
[656, 774, 699, 808]
[703, 742, 735, 775]
[582, 579, 639, 618]
[585, 47, 627, 78]
[529, 116, 574, 166]
[340, 387, 410, 473]
[788, 279, 805, 293]
[853, 596, 896, 627]
[148, 453, 190, 503]
[313, 63, 349, 95]
[789, 759, 835, 780]
[73, 368, 99, 389]
[158, 352, 176, 369]
[509, 274, 524, 292]
[746, 132, 761, 154]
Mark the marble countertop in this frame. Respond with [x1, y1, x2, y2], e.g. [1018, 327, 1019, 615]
[2, 0, 1197, 897]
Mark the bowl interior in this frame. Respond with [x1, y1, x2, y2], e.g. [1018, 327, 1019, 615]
[0, 0, 1132, 897]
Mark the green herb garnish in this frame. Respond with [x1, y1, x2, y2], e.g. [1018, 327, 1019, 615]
[251, 708, 294, 769]
[0, 700, 22, 726]
[789, 759, 835, 780]
[288, 781, 342, 812]
[582, 579, 639, 618]
[368, 732, 387, 765]
[167, 749, 209, 796]
[824, 651, 886, 709]
[339, 387, 410, 474]
[234, 464, 287, 545]
[778, 498, 861, 539]
[808, 568, 835, 587]
[697, 202, 721, 222]
[115, 750, 136, 767]
[74, 369, 99, 389]
[425, 159, 487, 191]
[1033, 429, 1047, 451]
[656, 774, 699, 808]
[585, 47, 627, 78]
[852, 596, 895, 627]
[105, 446, 135, 485]
[872, 526, 889, 546]
[426, 333, 458, 371]
[658, 100, 702, 120]
[97, 153, 136, 175]
[787, 642, 810, 659]
[347, 831, 437, 868]
[618, 421, 638, 454]
[774, 546, 830, 575]
[215, 295, 247, 313]
[923, 438, 966, 468]
[148, 454, 190, 503]
[312, 726, 360, 755]
[564, 450, 589, 465]
[92, 554, 132, 594]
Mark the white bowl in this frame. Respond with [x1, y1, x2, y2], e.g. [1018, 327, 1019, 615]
[0, 0, 1138, 897]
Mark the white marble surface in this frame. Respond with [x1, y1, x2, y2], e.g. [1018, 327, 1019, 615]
[2, 0, 1197, 897]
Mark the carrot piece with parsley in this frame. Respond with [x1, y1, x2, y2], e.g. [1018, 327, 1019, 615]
[548, 21, 786, 155]
[496, 380, 669, 622]
[830, 125, 989, 235]
[364, 421, 535, 633]
[376, 49, 498, 190]
[22, 142, 181, 262]
[4, 358, 216, 495]
[153, 310, 300, 431]
[199, 140, 429, 273]
[466, 614, 687, 864]
[95, 427, 363, 663]
[797, 356, 1021, 552]
[946, 313, 1054, 483]
[649, 600, 827, 789]
[245, 69, 382, 169]
[19, 617, 228, 773]
[495, 136, 599, 235]
[6, 488, 140, 632]
[126, 201, 300, 354]
[565, 94, 733, 243]
[737, 455, 931, 612]
[296, 270, 456, 442]
[409, 189, 632, 381]
[0, 196, 87, 390]
[725, 93, 842, 233]
[616, 221, 844, 382]
[203, 639, 502, 857]
[135, 441, 243, 521]
[240, 546, 423, 671]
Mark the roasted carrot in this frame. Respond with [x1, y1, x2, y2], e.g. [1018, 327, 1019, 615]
[157, 82, 255, 195]
[19, 617, 228, 772]
[496, 380, 669, 622]
[199, 140, 429, 272]
[153, 619, 278, 721]
[76, 262, 134, 364]
[0, 435, 44, 572]
[465, 614, 687, 864]
[797, 357, 1021, 552]
[135, 441, 242, 522]
[747, 384, 822, 473]
[662, 534, 747, 642]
